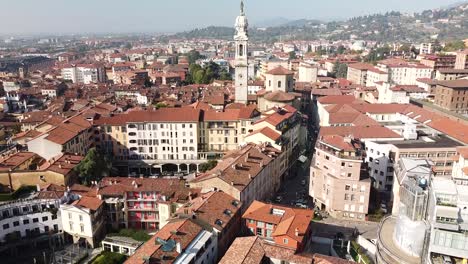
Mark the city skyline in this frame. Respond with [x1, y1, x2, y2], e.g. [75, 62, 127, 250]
[0, 0, 464, 35]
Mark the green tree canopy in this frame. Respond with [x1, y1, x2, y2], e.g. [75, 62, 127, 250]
[332, 62, 348, 78]
[199, 160, 218, 172]
[74, 148, 112, 186]
[443, 40, 466, 52]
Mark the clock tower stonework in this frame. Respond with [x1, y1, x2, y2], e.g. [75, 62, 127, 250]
[234, 0, 249, 104]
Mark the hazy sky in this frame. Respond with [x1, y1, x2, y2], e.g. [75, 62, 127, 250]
[0, 0, 463, 35]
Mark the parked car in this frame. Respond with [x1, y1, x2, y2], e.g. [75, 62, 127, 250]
[295, 203, 308, 209]
[443, 256, 452, 264]
[380, 203, 388, 214]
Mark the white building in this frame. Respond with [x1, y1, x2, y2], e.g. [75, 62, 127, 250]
[60, 196, 105, 248]
[298, 62, 318, 83]
[61, 64, 106, 84]
[376, 62, 432, 86]
[0, 198, 62, 243]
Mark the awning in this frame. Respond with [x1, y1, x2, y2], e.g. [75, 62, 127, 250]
[436, 206, 459, 219]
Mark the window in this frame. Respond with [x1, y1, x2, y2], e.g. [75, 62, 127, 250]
[345, 185, 351, 191]
[256, 228, 263, 236]
[239, 44, 244, 56]
[52, 214, 57, 220]
[42, 216, 48, 222]
[33, 218, 39, 223]
[79, 215, 83, 222]
[80, 225, 85, 233]
[69, 222, 73, 231]
[3, 224, 9, 230]
[23, 219, 29, 225]
[283, 238, 289, 244]
[13, 221, 19, 227]
[347, 173, 352, 177]
[278, 81, 282, 88]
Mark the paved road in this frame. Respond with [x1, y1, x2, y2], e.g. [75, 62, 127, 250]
[312, 217, 379, 240]
[273, 157, 312, 208]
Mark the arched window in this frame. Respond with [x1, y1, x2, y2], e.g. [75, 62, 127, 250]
[239, 44, 244, 56]
[278, 81, 282, 88]
[269, 80, 271, 87]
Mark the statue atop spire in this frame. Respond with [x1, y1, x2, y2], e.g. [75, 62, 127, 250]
[240, 0, 245, 15]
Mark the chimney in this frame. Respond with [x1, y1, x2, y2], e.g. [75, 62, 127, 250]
[295, 228, 299, 237]
[248, 174, 252, 179]
[176, 242, 182, 254]
[259, 161, 263, 168]
[231, 181, 234, 186]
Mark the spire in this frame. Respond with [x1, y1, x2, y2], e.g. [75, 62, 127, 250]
[240, 0, 245, 15]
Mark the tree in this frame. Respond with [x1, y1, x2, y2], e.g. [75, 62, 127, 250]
[74, 148, 112, 186]
[443, 40, 466, 52]
[186, 50, 205, 65]
[336, 45, 346, 55]
[288, 51, 297, 60]
[124, 43, 132, 50]
[199, 160, 218, 172]
[332, 62, 348, 78]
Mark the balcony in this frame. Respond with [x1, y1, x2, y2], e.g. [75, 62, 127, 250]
[315, 143, 363, 161]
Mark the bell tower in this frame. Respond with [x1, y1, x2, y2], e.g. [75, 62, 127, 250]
[234, 0, 249, 104]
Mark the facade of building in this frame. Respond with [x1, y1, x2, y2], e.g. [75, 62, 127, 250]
[243, 201, 313, 252]
[309, 135, 371, 220]
[434, 80, 468, 114]
[61, 64, 106, 84]
[60, 196, 105, 248]
[190, 143, 282, 213]
[0, 197, 62, 243]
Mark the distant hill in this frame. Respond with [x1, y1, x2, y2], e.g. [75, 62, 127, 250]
[161, 2, 468, 43]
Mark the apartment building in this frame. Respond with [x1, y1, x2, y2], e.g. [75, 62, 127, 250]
[61, 64, 106, 84]
[60, 196, 105, 248]
[0, 152, 83, 192]
[242, 201, 313, 252]
[347, 63, 374, 86]
[434, 79, 468, 114]
[201, 106, 260, 152]
[297, 62, 318, 83]
[96, 108, 202, 175]
[126, 218, 218, 264]
[435, 68, 468, 81]
[376, 61, 433, 85]
[0, 197, 63, 243]
[455, 49, 468, 70]
[366, 135, 461, 193]
[420, 54, 456, 71]
[27, 114, 94, 160]
[309, 135, 371, 220]
[190, 143, 282, 213]
[123, 178, 197, 231]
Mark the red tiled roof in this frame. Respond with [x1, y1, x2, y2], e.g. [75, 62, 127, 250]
[95, 108, 201, 125]
[266, 66, 294, 75]
[126, 219, 203, 264]
[72, 196, 103, 211]
[247, 127, 281, 142]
